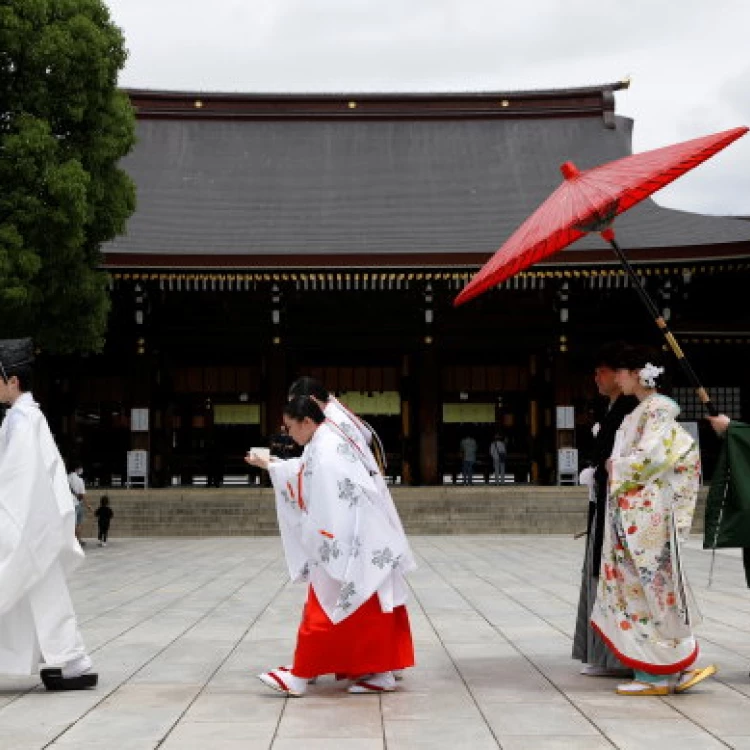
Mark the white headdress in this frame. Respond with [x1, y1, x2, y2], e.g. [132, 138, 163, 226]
[639, 362, 664, 388]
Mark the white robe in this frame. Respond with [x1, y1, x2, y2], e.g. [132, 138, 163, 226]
[326, 398, 416, 575]
[268, 421, 412, 624]
[0, 393, 86, 674]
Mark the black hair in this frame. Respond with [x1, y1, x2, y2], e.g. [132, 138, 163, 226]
[3, 364, 33, 392]
[283, 395, 326, 425]
[613, 344, 663, 372]
[287, 376, 330, 402]
[593, 341, 628, 370]
[100, 496, 109, 506]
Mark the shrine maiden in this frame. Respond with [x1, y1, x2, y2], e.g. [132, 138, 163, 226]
[247, 396, 414, 696]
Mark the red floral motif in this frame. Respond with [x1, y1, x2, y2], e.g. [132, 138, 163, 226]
[618, 497, 630, 510]
[627, 525, 638, 534]
[643, 500, 652, 507]
[619, 620, 632, 630]
[666, 592, 676, 606]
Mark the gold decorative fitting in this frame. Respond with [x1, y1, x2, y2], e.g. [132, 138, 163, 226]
[347, 101, 357, 109]
[272, 336, 281, 345]
[500, 100, 510, 107]
[194, 100, 204, 109]
[424, 336, 433, 345]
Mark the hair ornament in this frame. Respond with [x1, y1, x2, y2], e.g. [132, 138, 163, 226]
[639, 362, 664, 388]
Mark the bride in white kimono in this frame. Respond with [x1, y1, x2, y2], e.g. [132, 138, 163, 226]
[591, 346, 716, 696]
[246, 396, 415, 697]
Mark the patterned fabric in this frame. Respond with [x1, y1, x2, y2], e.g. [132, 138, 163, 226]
[572, 505, 627, 670]
[592, 394, 702, 673]
[268, 422, 410, 624]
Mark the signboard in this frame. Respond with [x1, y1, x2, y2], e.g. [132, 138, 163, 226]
[338, 391, 401, 416]
[131, 408, 149, 432]
[558, 447, 579, 479]
[213, 404, 261, 425]
[558, 448, 578, 473]
[556, 406, 575, 430]
[127, 450, 148, 488]
[442, 403, 496, 424]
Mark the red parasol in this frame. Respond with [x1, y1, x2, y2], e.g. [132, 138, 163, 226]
[454, 126, 749, 415]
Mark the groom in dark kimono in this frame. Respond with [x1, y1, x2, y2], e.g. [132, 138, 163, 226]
[572, 342, 638, 676]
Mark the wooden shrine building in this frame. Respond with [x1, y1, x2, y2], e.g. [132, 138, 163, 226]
[43, 81, 750, 486]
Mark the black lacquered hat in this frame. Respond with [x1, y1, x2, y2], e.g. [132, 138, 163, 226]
[0, 338, 34, 380]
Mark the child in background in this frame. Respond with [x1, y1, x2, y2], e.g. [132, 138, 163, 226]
[95, 497, 114, 547]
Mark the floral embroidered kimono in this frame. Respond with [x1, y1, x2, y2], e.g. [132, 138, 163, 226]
[268, 420, 414, 678]
[591, 394, 702, 674]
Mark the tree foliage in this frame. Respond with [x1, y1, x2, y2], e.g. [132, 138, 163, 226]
[0, 0, 136, 353]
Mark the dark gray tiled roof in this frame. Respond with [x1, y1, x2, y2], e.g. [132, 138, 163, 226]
[105, 114, 750, 263]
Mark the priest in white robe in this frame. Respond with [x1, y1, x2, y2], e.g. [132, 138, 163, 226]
[0, 339, 94, 684]
[246, 395, 415, 696]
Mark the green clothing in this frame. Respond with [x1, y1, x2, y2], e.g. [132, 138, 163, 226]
[704, 420, 750, 586]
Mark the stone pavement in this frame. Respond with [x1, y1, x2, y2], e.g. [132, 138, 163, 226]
[1, 536, 749, 750]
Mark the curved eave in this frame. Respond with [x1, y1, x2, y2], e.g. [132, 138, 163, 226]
[101, 241, 750, 272]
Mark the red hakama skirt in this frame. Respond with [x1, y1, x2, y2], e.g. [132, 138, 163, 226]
[292, 586, 415, 679]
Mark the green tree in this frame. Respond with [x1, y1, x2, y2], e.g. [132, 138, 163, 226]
[0, 0, 136, 353]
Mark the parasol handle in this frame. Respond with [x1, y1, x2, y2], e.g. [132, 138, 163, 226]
[604, 234, 719, 417]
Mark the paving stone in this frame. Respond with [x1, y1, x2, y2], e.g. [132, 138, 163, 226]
[1, 534, 747, 749]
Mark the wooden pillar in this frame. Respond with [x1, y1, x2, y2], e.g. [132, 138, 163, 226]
[400, 354, 414, 486]
[417, 347, 440, 485]
[128, 349, 152, 487]
[528, 354, 541, 484]
[264, 344, 287, 439]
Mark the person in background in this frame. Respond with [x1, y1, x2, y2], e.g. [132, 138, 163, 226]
[67, 463, 93, 546]
[459, 433, 478, 485]
[95, 496, 114, 547]
[489, 434, 507, 484]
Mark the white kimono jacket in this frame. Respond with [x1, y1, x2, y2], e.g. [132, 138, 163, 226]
[268, 420, 411, 624]
[592, 394, 702, 672]
[0, 393, 84, 673]
[325, 398, 416, 576]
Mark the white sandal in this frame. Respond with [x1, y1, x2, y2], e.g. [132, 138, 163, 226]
[257, 667, 307, 697]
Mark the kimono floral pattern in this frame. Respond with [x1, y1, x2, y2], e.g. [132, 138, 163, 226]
[337, 582, 357, 612]
[268, 421, 410, 623]
[592, 394, 701, 669]
[372, 547, 395, 569]
[319, 538, 342, 563]
[337, 478, 362, 508]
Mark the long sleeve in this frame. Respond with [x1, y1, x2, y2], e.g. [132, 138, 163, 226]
[610, 401, 695, 500]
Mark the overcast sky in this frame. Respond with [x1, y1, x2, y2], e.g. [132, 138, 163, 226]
[104, 0, 750, 215]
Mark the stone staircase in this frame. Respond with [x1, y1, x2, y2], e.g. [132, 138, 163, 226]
[80, 486, 709, 538]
